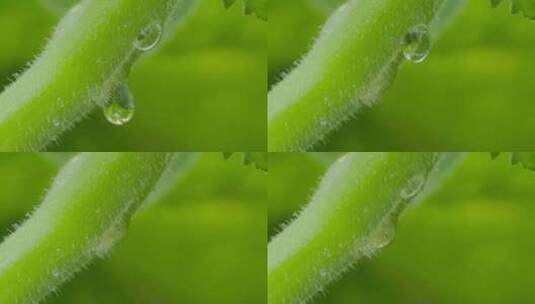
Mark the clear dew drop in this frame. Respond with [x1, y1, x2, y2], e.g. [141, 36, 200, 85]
[403, 24, 430, 63]
[400, 174, 425, 200]
[134, 23, 163, 51]
[103, 83, 135, 126]
[362, 218, 396, 257]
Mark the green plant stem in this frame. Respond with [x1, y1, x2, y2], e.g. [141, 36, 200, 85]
[268, 152, 453, 304]
[0, 152, 172, 303]
[267, 0, 446, 151]
[0, 0, 193, 151]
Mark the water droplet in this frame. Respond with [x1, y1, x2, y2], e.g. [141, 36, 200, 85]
[403, 24, 430, 63]
[103, 84, 135, 126]
[400, 174, 425, 200]
[362, 218, 396, 257]
[134, 23, 162, 51]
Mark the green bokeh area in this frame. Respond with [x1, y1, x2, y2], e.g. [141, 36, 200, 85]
[0, 0, 266, 151]
[0, 153, 266, 303]
[269, 152, 535, 303]
[269, 0, 535, 150]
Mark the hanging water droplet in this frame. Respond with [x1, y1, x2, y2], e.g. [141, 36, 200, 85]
[362, 218, 396, 257]
[103, 84, 135, 126]
[400, 174, 425, 200]
[134, 23, 163, 51]
[403, 24, 430, 63]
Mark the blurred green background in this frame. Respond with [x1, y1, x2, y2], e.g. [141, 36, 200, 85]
[269, 152, 535, 303]
[0, 0, 266, 151]
[0, 153, 266, 303]
[269, 0, 535, 150]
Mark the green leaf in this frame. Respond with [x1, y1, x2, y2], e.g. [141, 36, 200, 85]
[224, 0, 267, 20]
[223, 152, 267, 171]
[490, 152, 535, 171]
[491, 0, 535, 20]
[509, 153, 535, 170]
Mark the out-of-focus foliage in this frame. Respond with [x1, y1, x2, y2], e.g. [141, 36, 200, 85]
[492, 0, 535, 20]
[0, 153, 266, 303]
[223, 0, 267, 20]
[269, 152, 535, 303]
[0, 0, 265, 151]
[269, 0, 535, 150]
[223, 152, 268, 171]
[491, 152, 535, 171]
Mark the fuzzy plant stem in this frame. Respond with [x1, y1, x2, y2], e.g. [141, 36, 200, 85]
[0, 0, 193, 151]
[0, 152, 172, 303]
[267, 0, 447, 151]
[268, 152, 457, 304]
